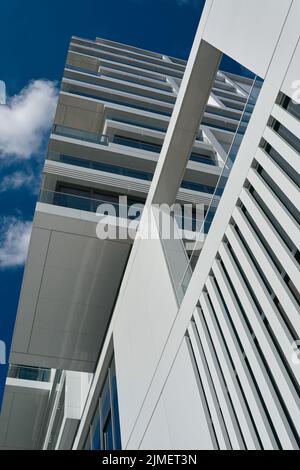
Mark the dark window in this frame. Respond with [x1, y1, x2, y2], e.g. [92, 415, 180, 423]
[181, 180, 215, 194]
[84, 356, 122, 451]
[91, 409, 101, 450]
[281, 94, 300, 121]
[273, 120, 300, 154]
[113, 135, 162, 153]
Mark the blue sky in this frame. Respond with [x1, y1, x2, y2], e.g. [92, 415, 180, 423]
[0, 0, 251, 403]
[0, 0, 207, 405]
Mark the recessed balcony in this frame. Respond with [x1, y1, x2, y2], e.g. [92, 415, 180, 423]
[0, 366, 53, 450]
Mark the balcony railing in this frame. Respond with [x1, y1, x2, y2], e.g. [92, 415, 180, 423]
[38, 188, 211, 235]
[108, 116, 168, 133]
[53, 125, 109, 145]
[51, 125, 219, 166]
[47, 149, 218, 196]
[48, 151, 153, 181]
[8, 365, 51, 382]
[39, 188, 143, 220]
[179, 75, 263, 297]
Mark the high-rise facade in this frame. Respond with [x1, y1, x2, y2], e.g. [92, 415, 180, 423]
[0, 0, 299, 451]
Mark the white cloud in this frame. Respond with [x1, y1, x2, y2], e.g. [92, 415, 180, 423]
[0, 80, 58, 160]
[0, 217, 32, 269]
[0, 170, 37, 194]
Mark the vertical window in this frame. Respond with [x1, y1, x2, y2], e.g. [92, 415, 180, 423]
[110, 359, 122, 450]
[91, 408, 101, 450]
[84, 355, 122, 450]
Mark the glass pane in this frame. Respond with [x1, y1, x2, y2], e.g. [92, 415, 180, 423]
[100, 375, 111, 426]
[91, 407, 101, 450]
[275, 122, 300, 154]
[103, 413, 114, 450]
[178, 75, 263, 300]
[110, 360, 122, 450]
[84, 432, 91, 450]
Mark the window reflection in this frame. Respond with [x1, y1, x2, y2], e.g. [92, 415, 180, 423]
[84, 356, 122, 451]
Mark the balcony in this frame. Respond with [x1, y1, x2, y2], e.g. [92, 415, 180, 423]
[8, 365, 51, 382]
[51, 125, 220, 171]
[42, 371, 92, 450]
[62, 83, 173, 116]
[53, 125, 109, 145]
[38, 188, 143, 219]
[0, 366, 53, 449]
[10, 188, 134, 373]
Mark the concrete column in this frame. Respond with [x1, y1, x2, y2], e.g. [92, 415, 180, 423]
[149, 40, 222, 207]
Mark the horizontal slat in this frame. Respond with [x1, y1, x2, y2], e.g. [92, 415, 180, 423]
[188, 321, 230, 449]
[192, 305, 245, 449]
[212, 259, 298, 449]
[221, 231, 299, 381]
[205, 276, 278, 449]
[44, 160, 150, 192]
[255, 148, 299, 211]
[63, 78, 174, 112]
[43, 160, 215, 206]
[263, 127, 300, 175]
[271, 103, 300, 141]
[199, 292, 260, 449]
[220, 236, 300, 435]
[247, 168, 300, 250]
[232, 206, 300, 337]
[239, 188, 300, 286]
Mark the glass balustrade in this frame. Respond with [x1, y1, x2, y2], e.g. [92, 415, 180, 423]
[156, 75, 262, 304]
[39, 185, 212, 235]
[53, 124, 109, 145]
[153, 206, 207, 305]
[48, 151, 153, 181]
[8, 365, 51, 382]
[48, 151, 217, 195]
[39, 188, 143, 220]
[179, 75, 263, 297]
[51, 125, 218, 167]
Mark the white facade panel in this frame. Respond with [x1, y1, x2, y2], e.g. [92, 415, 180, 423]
[141, 338, 215, 450]
[113, 216, 179, 447]
[203, 0, 293, 78]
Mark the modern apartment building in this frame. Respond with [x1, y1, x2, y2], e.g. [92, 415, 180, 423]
[0, 0, 299, 451]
